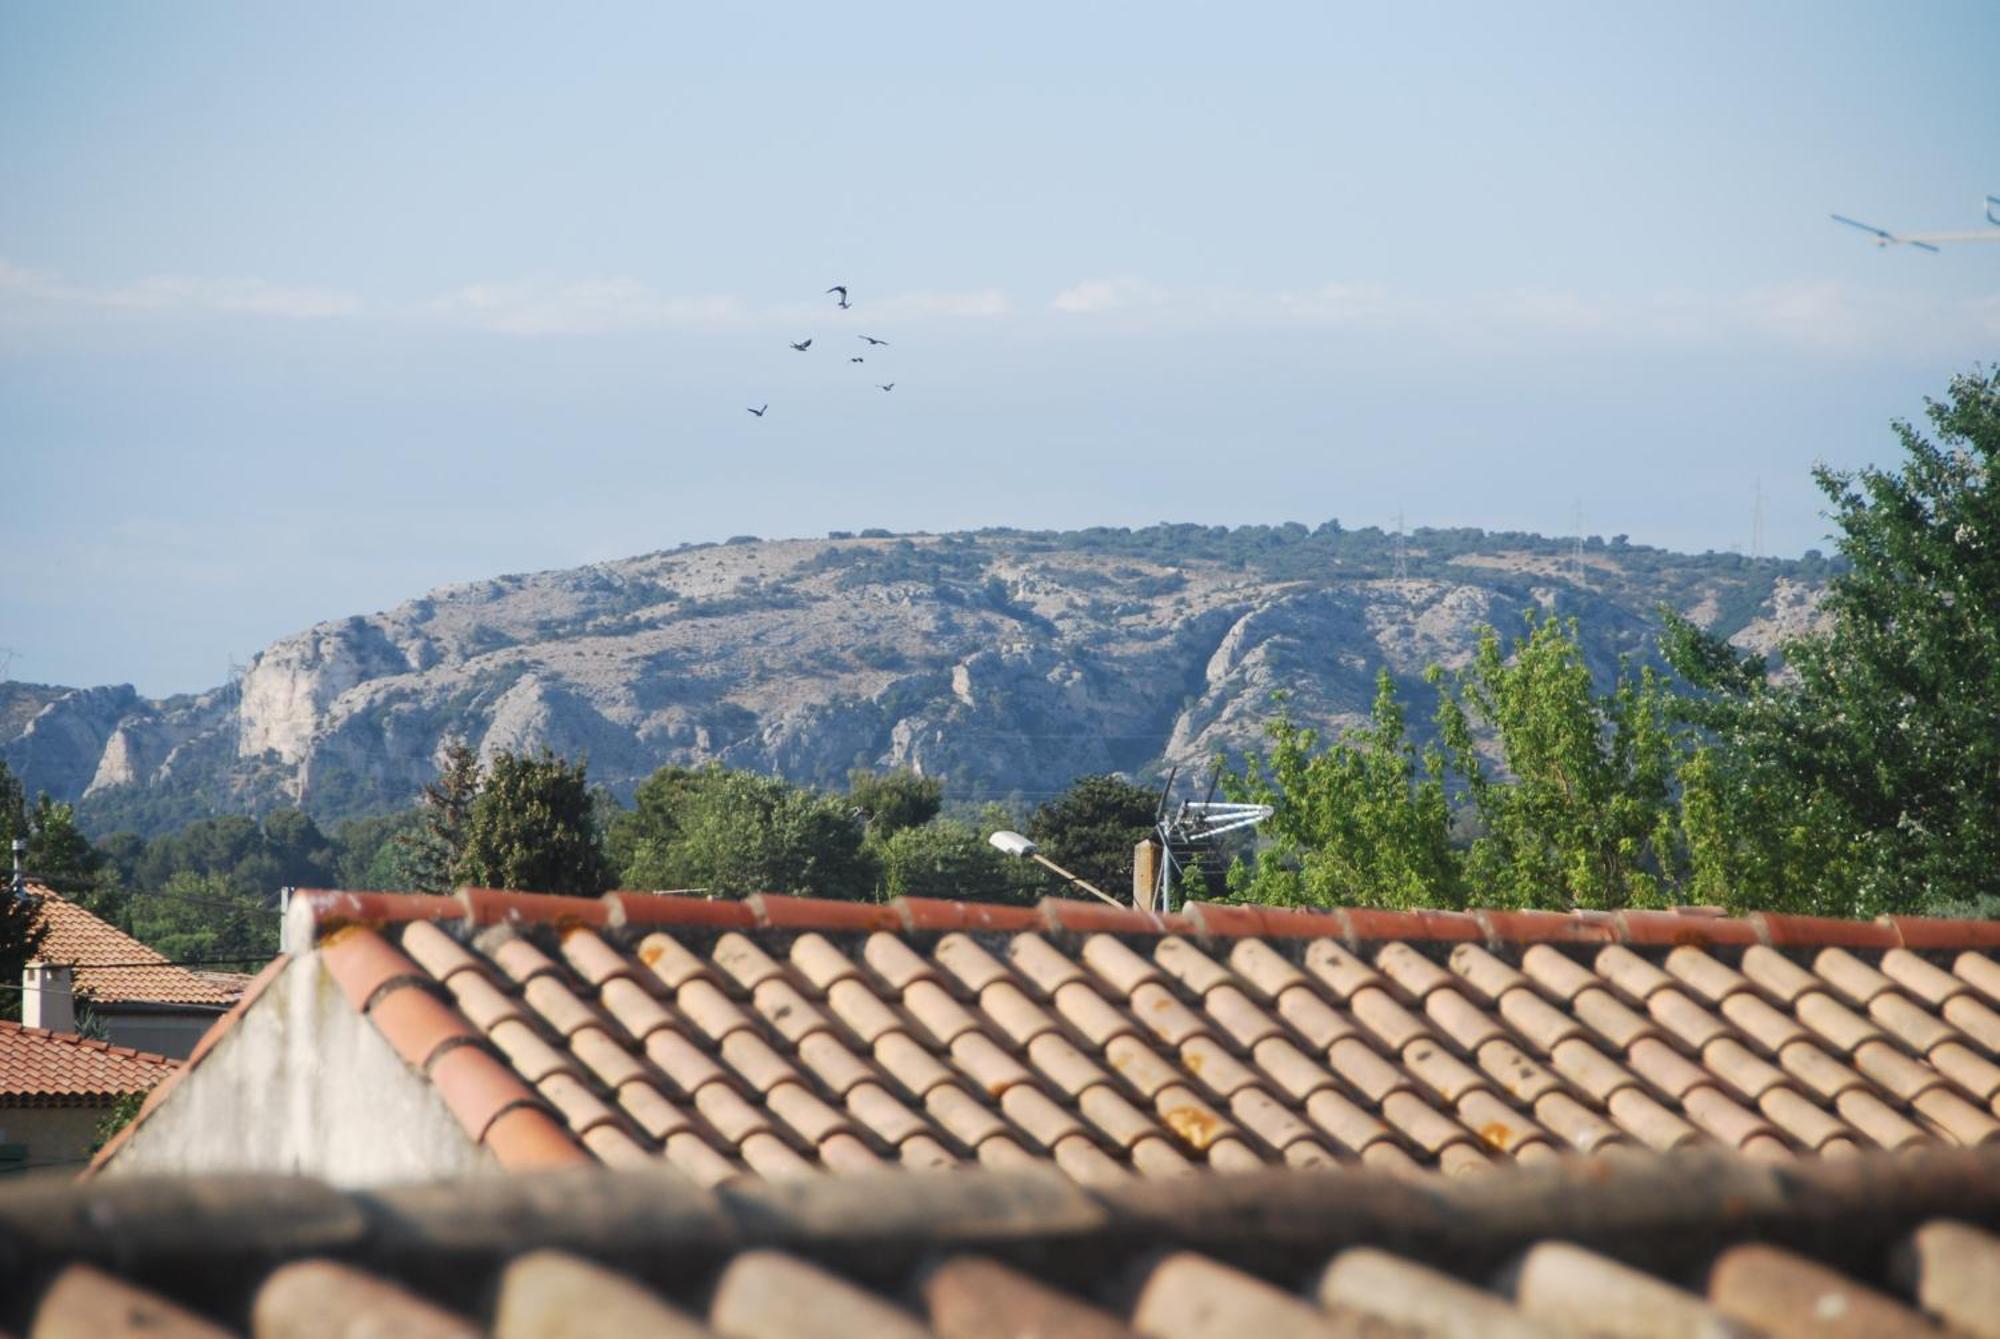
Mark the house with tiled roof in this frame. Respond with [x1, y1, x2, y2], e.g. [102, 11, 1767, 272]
[91, 887, 2000, 1186]
[0, 1019, 177, 1178]
[27, 886, 2000, 1335]
[24, 882, 251, 1059]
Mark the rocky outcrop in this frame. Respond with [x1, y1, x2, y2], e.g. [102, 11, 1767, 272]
[2, 529, 1822, 834]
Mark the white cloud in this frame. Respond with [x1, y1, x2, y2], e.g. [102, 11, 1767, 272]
[0, 257, 360, 319]
[1051, 278, 1168, 315]
[422, 279, 747, 335]
[865, 288, 1012, 321]
[421, 279, 1010, 334]
[1039, 271, 1997, 354]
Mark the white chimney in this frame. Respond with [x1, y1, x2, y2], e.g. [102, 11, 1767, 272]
[23, 962, 75, 1035]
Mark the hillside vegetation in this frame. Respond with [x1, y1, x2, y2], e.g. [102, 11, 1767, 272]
[2, 521, 1826, 839]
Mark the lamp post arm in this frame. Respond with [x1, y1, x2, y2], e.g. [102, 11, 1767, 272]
[1029, 853, 1122, 908]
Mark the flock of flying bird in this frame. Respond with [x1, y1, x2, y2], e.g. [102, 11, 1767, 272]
[745, 285, 892, 418]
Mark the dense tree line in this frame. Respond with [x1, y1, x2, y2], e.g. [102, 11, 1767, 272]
[0, 746, 1160, 975]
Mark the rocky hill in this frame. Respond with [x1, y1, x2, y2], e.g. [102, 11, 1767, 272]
[3, 523, 1830, 836]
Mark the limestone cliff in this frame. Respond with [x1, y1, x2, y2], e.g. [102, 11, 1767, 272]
[2, 525, 1826, 834]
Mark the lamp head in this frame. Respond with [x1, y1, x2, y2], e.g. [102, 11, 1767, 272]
[987, 830, 1039, 859]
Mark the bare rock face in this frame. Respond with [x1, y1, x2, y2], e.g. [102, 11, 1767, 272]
[3, 528, 1824, 834]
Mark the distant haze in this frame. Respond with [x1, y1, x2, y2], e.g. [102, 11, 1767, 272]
[2, 2, 1994, 694]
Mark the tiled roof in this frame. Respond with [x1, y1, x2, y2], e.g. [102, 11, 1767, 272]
[188, 888, 2000, 1180]
[28, 884, 248, 1008]
[12, 1145, 2000, 1336]
[0, 1020, 178, 1106]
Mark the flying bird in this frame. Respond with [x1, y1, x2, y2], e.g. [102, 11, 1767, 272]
[877, 382, 894, 392]
[789, 339, 813, 351]
[826, 285, 850, 309]
[850, 357, 865, 363]
[858, 335, 889, 346]
[746, 404, 768, 417]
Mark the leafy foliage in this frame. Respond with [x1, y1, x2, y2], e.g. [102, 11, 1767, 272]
[846, 769, 943, 837]
[456, 751, 611, 897]
[1665, 368, 2000, 915]
[612, 765, 873, 900]
[0, 764, 48, 1020]
[1026, 774, 1160, 900]
[396, 740, 481, 893]
[125, 870, 278, 964]
[868, 818, 1036, 903]
[1227, 674, 1461, 909]
[91, 1091, 146, 1152]
[1232, 614, 1687, 912]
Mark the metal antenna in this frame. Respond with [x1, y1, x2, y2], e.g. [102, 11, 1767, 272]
[1152, 768, 1272, 914]
[1391, 510, 1409, 581]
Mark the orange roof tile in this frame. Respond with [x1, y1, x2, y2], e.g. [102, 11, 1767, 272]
[26, 884, 251, 1008]
[144, 887, 2000, 1184]
[18, 1144, 2000, 1334]
[0, 1020, 178, 1106]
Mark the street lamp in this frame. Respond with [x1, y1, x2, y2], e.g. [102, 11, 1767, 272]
[987, 831, 1123, 907]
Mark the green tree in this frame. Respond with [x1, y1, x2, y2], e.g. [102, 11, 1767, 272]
[23, 794, 103, 898]
[396, 740, 482, 893]
[0, 763, 46, 1021]
[128, 870, 277, 965]
[614, 765, 874, 900]
[1435, 612, 1682, 911]
[456, 751, 611, 897]
[1665, 369, 2000, 915]
[846, 769, 943, 837]
[1227, 673, 1462, 909]
[331, 810, 426, 890]
[870, 818, 1031, 902]
[1026, 774, 1159, 899]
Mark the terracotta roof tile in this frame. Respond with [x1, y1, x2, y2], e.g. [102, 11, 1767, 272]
[26, 883, 248, 1008]
[494, 1251, 713, 1339]
[28, 1144, 2000, 1337]
[138, 887, 2000, 1181]
[1710, 1243, 1938, 1337]
[0, 1018, 179, 1106]
[33, 1263, 233, 1339]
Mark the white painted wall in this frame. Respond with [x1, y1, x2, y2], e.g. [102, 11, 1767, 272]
[99, 954, 492, 1185]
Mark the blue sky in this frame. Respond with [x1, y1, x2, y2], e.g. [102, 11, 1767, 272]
[3, 2, 1996, 695]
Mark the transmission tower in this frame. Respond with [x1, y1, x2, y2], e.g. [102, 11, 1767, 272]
[1568, 499, 1585, 583]
[1750, 479, 1766, 563]
[1391, 510, 1409, 580]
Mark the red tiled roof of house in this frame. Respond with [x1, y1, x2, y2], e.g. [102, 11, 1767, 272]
[158, 887, 2000, 1183]
[27, 884, 249, 1008]
[0, 1020, 179, 1106]
[17, 1145, 2000, 1335]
